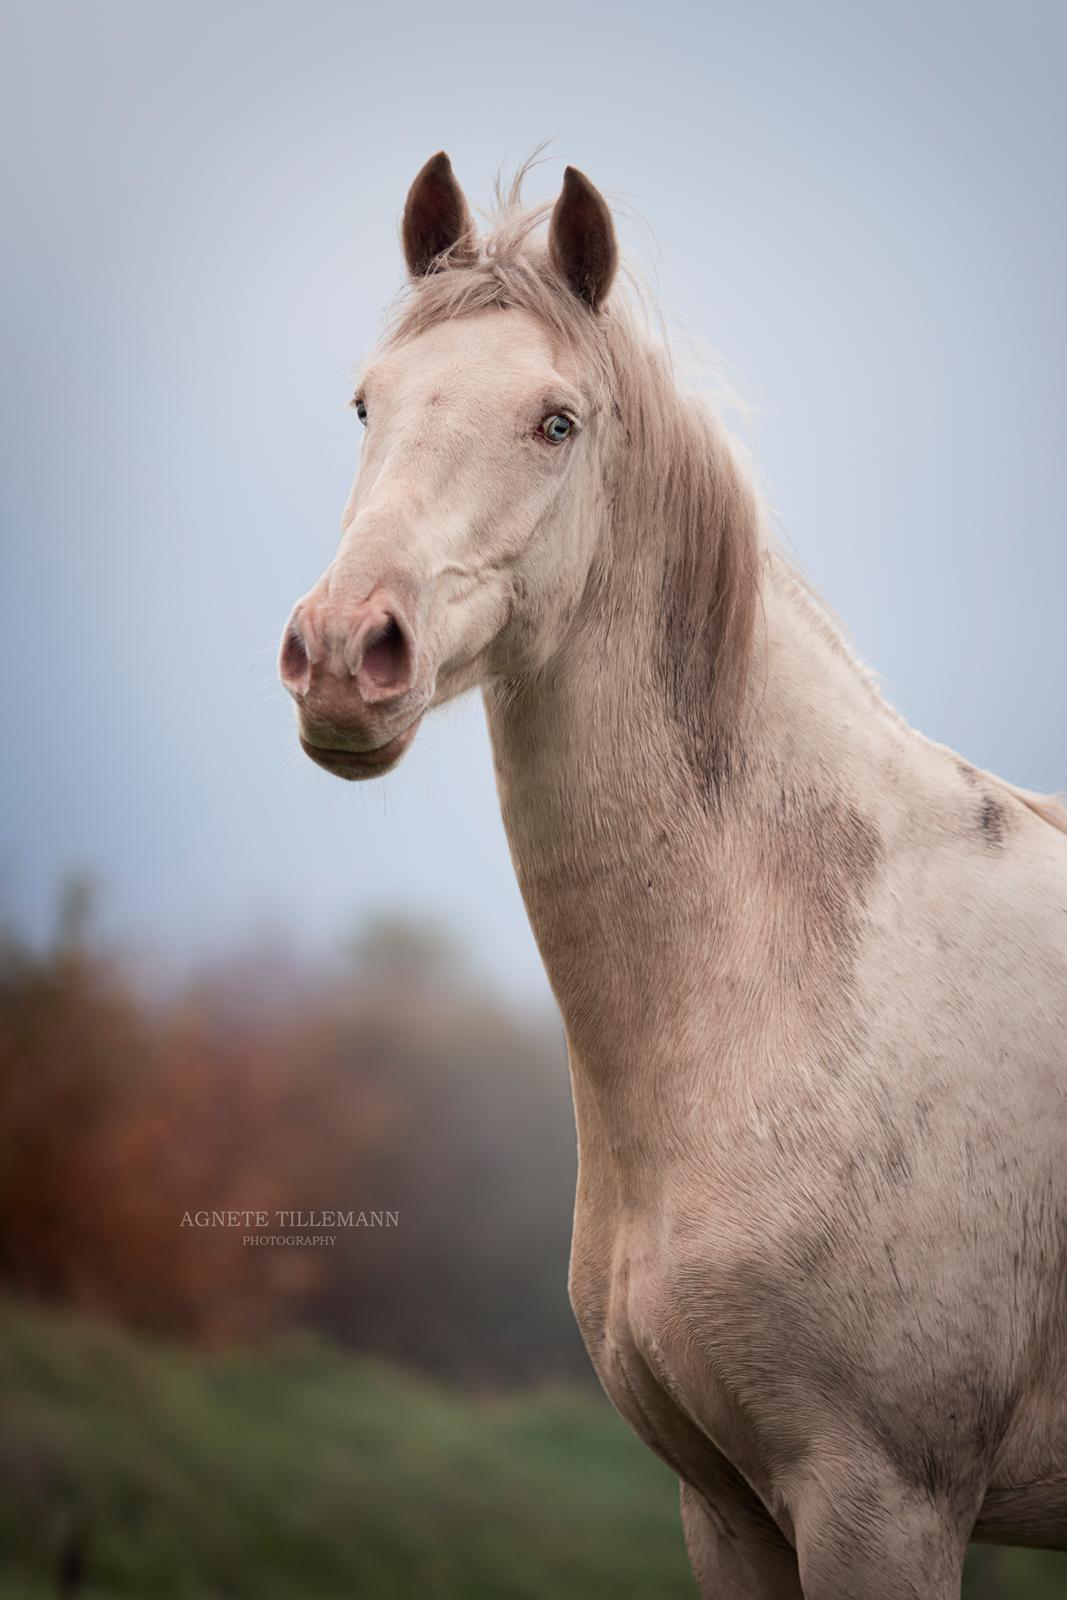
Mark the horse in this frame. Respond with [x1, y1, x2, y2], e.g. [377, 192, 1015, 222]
[279, 153, 1067, 1598]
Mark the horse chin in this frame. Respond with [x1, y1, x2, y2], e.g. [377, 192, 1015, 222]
[298, 716, 422, 781]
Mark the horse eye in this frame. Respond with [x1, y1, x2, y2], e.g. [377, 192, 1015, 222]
[539, 413, 573, 444]
[354, 398, 368, 425]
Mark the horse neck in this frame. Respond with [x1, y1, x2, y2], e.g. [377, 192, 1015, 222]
[484, 421, 913, 1112]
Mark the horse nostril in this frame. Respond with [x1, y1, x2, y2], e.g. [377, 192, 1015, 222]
[360, 614, 411, 694]
[280, 626, 311, 691]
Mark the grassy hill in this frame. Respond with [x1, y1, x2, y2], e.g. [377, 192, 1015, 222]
[0, 1298, 693, 1600]
[0, 1299, 1064, 1599]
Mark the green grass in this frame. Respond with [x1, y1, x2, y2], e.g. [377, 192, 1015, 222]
[0, 1299, 1064, 1598]
[0, 1299, 694, 1599]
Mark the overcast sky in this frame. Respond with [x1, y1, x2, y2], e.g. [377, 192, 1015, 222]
[2, 0, 1064, 1001]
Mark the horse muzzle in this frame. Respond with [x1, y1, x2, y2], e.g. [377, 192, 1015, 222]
[279, 583, 429, 781]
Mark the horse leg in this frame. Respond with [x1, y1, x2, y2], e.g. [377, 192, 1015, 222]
[791, 1456, 970, 1600]
[680, 1480, 804, 1599]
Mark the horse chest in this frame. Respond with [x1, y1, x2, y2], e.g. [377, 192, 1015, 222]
[569, 1215, 703, 1474]
[568, 1187, 782, 1504]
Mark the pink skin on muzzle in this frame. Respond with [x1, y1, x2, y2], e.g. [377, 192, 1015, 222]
[279, 583, 426, 780]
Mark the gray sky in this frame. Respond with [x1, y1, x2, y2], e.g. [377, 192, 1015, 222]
[2, 0, 1065, 1001]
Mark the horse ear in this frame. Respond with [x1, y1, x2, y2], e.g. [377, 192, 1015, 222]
[548, 166, 618, 312]
[401, 152, 475, 277]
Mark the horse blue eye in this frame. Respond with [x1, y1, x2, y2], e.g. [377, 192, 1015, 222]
[541, 413, 572, 443]
[355, 398, 368, 424]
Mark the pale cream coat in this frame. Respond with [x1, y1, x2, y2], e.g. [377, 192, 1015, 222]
[281, 155, 1067, 1599]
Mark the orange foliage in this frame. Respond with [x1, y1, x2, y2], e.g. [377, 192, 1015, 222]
[0, 913, 587, 1383]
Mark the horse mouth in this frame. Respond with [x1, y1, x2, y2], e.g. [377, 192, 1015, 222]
[299, 717, 421, 780]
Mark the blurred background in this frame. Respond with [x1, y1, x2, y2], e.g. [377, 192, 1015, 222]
[1, 1, 1065, 1595]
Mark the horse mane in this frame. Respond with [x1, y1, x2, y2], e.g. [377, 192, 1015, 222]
[380, 166, 763, 771]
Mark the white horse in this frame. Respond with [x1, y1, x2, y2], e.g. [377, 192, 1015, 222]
[280, 154, 1067, 1599]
